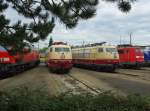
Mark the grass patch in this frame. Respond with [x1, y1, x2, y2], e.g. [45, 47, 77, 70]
[0, 88, 149, 111]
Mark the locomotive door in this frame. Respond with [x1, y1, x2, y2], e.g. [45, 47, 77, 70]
[124, 49, 130, 62]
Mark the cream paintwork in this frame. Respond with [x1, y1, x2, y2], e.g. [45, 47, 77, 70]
[72, 45, 119, 60]
[46, 45, 72, 62]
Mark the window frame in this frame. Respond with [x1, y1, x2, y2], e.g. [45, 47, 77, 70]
[55, 47, 70, 52]
[98, 48, 103, 53]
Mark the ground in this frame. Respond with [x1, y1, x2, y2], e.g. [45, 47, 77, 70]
[0, 64, 150, 96]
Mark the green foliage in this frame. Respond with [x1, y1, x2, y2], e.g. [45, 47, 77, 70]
[104, 0, 136, 12]
[0, 0, 136, 52]
[39, 47, 48, 53]
[49, 36, 53, 47]
[0, 88, 149, 111]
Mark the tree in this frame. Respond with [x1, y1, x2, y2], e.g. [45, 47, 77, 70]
[39, 47, 48, 53]
[0, 0, 136, 52]
[49, 36, 53, 47]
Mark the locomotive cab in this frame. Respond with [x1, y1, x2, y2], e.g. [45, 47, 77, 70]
[96, 46, 119, 64]
[46, 42, 72, 73]
[118, 45, 144, 68]
[0, 45, 16, 74]
[0, 45, 15, 64]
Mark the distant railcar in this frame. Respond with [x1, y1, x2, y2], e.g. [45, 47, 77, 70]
[72, 43, 119, 72]
[0, 45, 40, 78]
[141, 46, 150, 66]
[40, 53, 46, 63]
[118, 45, 144, 68]
[46, 42, 72, 73]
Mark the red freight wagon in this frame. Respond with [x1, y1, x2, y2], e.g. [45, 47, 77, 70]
[118, 45, 144, 68]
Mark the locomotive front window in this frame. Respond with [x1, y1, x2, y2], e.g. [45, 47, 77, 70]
[64, 48, 70, 52]
[55, 47, 70, 52]
[136, 49, 142, 53]
[98, 48, 103, 52]
[118, 50, 124, 54]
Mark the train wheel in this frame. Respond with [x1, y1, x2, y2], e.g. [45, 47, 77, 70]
[49, 68, 56, 73]
[91, 65, 97, 70]
[104, 65, 116, 72]
[135, 63, 141, 69]
[0, 70, 5, 78]
[111, 66, 116, 72]
[63, 69, 70, 74]
[0, 65, 11, 78]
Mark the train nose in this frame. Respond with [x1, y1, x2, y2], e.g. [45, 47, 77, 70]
[60, 53, 65, 59]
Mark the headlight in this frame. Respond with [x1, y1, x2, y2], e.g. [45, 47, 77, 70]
[4, 58, 10, 61]
[136, 56, 144, 59]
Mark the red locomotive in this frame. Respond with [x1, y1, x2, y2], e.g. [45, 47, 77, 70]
[0, 45, 40, 78]
[118, 45, 144, 68]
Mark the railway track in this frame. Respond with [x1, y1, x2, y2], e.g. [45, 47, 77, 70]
[0, 62, 39, 79]
[66, 74, 101, 94]
[107, 69, 150, 82]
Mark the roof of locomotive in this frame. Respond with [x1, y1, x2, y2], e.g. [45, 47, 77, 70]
[49, 42, 71, 48]
[118, 46, 141, 50]
[72, 44, 117, 50]
[117, 44, 142, 49]
[50, 44, 71, 48]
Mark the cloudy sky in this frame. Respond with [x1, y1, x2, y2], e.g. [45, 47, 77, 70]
[5, 0, 150, 48]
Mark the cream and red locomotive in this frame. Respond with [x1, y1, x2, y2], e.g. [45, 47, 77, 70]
[72, 42, 119, 72]
[45, 42, 72, 73]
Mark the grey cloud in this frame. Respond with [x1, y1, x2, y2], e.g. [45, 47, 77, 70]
[4, 0, 150, 47]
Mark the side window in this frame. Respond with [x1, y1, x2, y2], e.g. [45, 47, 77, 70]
[98, 48, 103, 53]
[136, 49, 141, 53]
[64, 48, 70, 52]
[106, 48, 111, 53]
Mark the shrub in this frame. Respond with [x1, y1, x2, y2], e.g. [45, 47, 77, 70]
[0, 88, 149, 111]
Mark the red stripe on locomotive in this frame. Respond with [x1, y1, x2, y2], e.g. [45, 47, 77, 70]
[73, 59, 119, 65]
[47, 59, 72, 70]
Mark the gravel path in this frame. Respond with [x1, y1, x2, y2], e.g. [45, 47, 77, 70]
[71, 68, 150, 95]
[0, 65, 150, 96]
